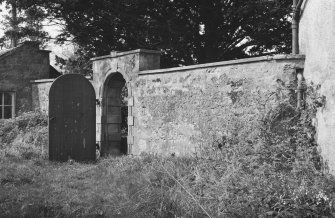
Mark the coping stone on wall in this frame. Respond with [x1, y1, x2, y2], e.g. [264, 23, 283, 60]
[30, 76, 91, 84]
[30, 79, 55, 83]
[138, 54, 306, 75]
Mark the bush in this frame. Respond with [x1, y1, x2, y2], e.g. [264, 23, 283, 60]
[0, 111, 48, 159]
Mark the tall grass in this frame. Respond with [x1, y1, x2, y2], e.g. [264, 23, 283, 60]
[1, 153, 334, 217]
[0, 111, 48, 160]
[1, 86, 335, 217]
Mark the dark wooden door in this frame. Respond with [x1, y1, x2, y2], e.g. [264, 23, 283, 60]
[102, 73, 125, 156]
[49, 74, 96, 162]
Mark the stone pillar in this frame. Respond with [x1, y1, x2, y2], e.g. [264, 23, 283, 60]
[91, 49, 161, 155]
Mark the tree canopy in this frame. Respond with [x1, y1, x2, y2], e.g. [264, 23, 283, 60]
[0, 0, 49, 48]
[5, 0, 293, 69]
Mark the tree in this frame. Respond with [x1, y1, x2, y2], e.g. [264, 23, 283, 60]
[54, 46, 93, 76]
[26, 0, 292, 68]
[0, 0, 49, 48]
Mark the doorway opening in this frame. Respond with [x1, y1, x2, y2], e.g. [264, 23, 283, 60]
[102, 73, 128, 156]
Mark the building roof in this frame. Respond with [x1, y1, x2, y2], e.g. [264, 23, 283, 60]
[0, 47, 15, 57]
[0, 41, 49, 60]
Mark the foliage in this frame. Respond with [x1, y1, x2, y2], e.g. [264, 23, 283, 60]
[0, 111, 48, 159]
[54, 46, 93, 75]
[23, 0, 292, 69]
[0, 0, 49, 48]
[121, 85, 128, 138]
[254, 85, 321, 172]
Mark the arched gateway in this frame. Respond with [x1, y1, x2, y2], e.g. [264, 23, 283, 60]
[91, 49, 161, 156]
[101, 72, 128, 156]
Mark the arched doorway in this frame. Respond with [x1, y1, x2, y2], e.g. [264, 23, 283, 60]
[101, 73, 128, 156]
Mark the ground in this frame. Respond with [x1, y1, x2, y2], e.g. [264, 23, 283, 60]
[1, 111, 335, 217]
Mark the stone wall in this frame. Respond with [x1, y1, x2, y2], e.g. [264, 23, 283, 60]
[299, 0, 335, 174]
[0, 42, 50, 113]
[92, 51, 304, 156]
[133, 56, 305, 155]
[31, 79, 54, 113]
[31, 76, 93, 114]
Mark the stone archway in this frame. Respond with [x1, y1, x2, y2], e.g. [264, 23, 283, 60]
[101, 72, 128, 156]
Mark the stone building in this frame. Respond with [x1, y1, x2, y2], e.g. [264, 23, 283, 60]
[0, 41, 60, 119]
[299, 0, 335, 174]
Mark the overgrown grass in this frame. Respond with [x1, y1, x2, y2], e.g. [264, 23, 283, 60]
[1, 151, 335, 217]
[1, 86, 335, 217]
[0, 111, 48, 160]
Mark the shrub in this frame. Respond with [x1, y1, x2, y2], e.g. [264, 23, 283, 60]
[0, 111, 48, 159]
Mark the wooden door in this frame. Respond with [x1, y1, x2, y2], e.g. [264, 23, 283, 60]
[49, 74, 96, 162]
[102, 73, 125, 156]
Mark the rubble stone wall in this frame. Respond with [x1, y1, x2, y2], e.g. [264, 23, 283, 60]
[92, 51, 304, 156]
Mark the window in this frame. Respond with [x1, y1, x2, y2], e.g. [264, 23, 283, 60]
[0, 92, 15, 119]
